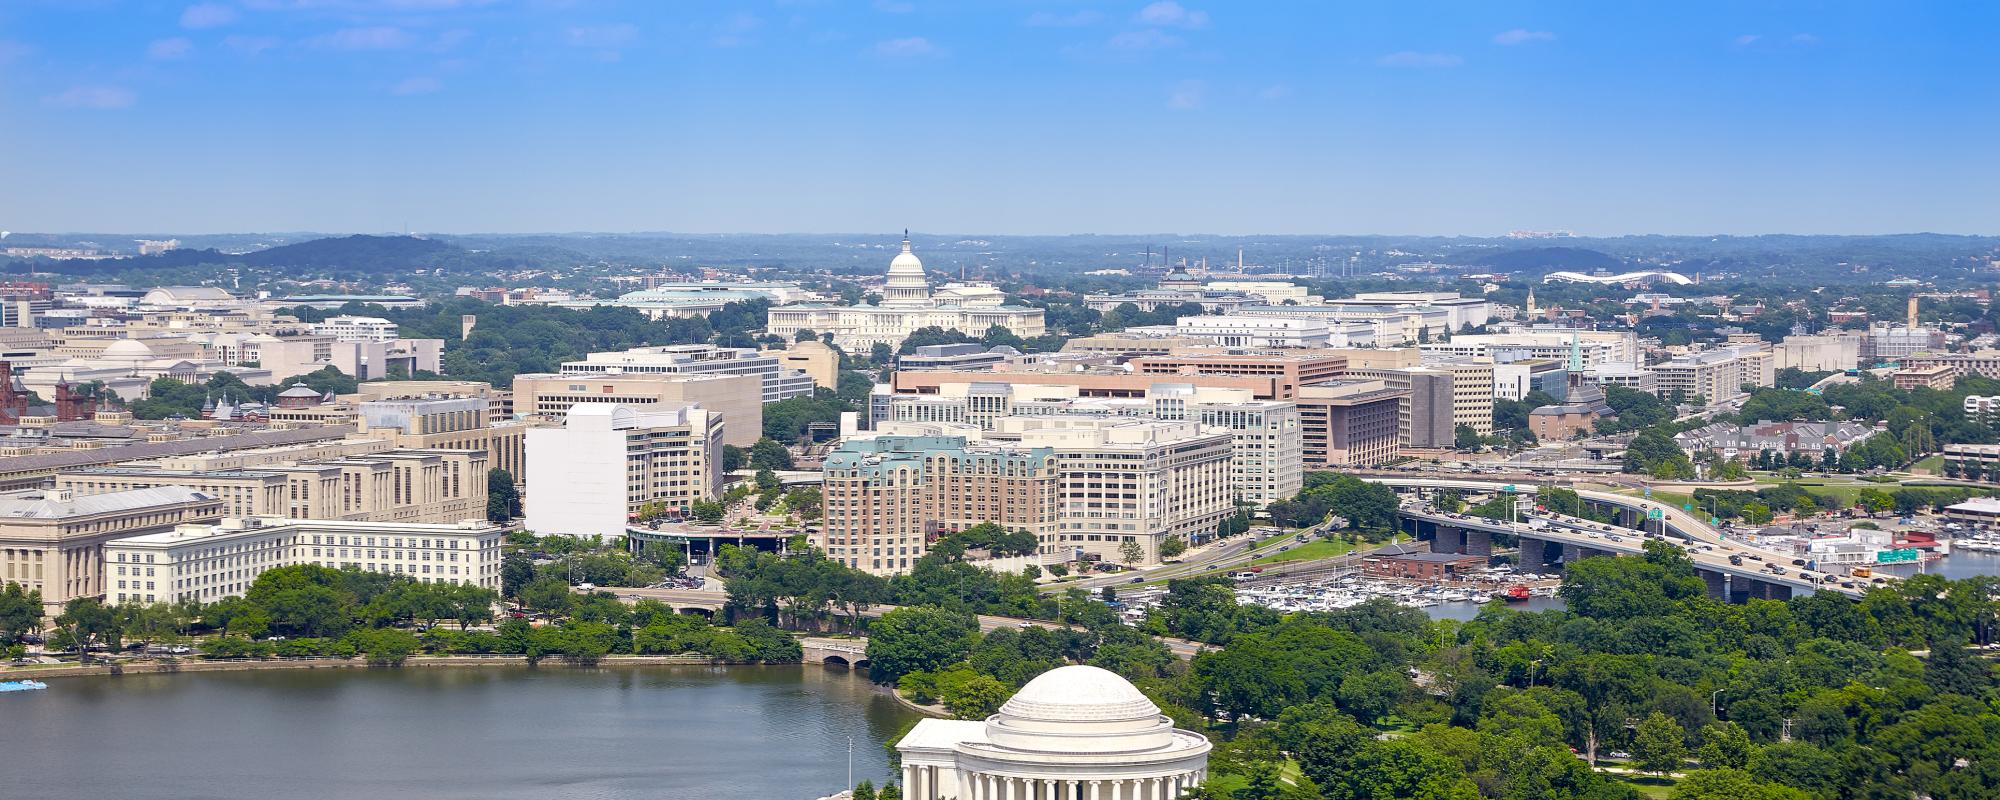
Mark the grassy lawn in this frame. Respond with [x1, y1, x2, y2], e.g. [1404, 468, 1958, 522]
[1912, 455, 1944, 474]
[1248, 538, 1356, 566]
[1608, 774, 1678, 799]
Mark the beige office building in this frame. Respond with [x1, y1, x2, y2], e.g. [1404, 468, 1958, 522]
[57, 449, 491, 525]
[0, 487, 225, 616]
[1653, 343, 1775, 405]
[355, 394, 535, 481]
[103, 517, 506, 606]
[1426, 358, 1497, 435]
[512, 372, 762, 448]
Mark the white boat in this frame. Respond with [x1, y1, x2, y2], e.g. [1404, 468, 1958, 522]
[0, 680, 49, 692]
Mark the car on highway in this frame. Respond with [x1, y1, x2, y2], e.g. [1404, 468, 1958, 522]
[1129, 576, 1145, 583]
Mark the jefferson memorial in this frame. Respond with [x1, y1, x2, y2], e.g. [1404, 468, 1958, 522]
[764, 234, 1046, 351]
[895, 665, 1211, 799]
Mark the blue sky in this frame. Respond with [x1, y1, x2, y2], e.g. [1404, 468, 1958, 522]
[1, 1, 1994, 236]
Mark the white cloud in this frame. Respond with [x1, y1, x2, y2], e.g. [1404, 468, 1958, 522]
[1792, 33, 1820, 45]
[1136, 1, 1208, 30]
[873, 0, 915, 12]
[1108, 28, 1180, 50]
[873, 36, 940, 58]
[1257, 84, 1291, 101]
[180, 3, 238, 29]
[391, 76, 442, 95]
[1734, 34, 1761, 46]
[48, 85, 137, 110]
[1377, 51, 1462, 68]
[1167, 79, 1204, 110]
[224, 35, 283, 55]
[1493, 29, 1554, 45]
[148, 37, 195, 60]
[0, 40, 34, 64]
[314, 27, 419, 50]
[1025, 10, 1103, 28]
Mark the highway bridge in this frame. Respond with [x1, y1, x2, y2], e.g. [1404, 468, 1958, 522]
[1359, 477, 1883, 599]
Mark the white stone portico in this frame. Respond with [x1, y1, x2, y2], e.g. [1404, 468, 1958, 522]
[895, 665, 1210, 800]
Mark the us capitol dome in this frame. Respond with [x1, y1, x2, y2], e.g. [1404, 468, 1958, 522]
[895, 664, 1210, 799]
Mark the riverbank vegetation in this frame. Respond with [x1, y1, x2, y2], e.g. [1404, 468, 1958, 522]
[723, 531, 2000, 800]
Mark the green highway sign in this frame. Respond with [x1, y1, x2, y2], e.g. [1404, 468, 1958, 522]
[1646, 509, 1664, 520]
[1876, 548, 1920, 564]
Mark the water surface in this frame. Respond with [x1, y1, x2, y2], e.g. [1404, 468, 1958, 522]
[0, 665, 918, 800]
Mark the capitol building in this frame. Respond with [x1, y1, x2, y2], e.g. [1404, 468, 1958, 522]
[895, 665, 1211, 799]
[766, 235, 1045, 351]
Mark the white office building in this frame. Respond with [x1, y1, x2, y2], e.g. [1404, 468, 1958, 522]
[560, 344, 815, 404]
[312, 315, 399, 343]
[103, 516, 506, 605]
[883, 382, 1302, 506]
[524, 403, 723, 540]
[1172, 316, 1331, 348]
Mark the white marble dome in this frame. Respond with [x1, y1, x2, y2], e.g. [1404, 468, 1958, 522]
[984, 665, 1181, 755]
[898, 664, 1212, 799]
[887, 236, 925, 275]
[101, 339, 155, 362]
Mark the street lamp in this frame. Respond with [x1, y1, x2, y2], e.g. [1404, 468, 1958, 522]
[1711, 688, 1725, 718]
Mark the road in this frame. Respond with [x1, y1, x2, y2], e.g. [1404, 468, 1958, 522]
[1370, 477, 1879, 596]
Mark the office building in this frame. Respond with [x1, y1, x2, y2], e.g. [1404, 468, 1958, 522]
[1905, 352, 2000, 381]
[1343, 366, 1458, 449]
[819, 434, 1060, 575]
[891, 352, 1346, 403]
[1491, 359, 1568, 401]
[56, 448, 489, 525]
[524, 403, 723, 540]
[1894, 363, 1958, 390]
[775, 340, 841, 390]
[312, 315, 399, 343]
[1861, 324, 1945, 364]
[1421, 330, 1637, 368]
[0, 487, 224, 616]
[1652, 343, 1774, 405]
[559, 344, 815, 404]
[898, 343, 1018, 372]
[103, 516, 506, 605]
[1331, 291, 1492, 331]
[1776, 334, 1861, 373]
[1294, 380, 1407, 467]
[881, 382, 1302, 506]
[1171, 316, 1331, 348]
[512, 372, 761, 448]
[1426, 358, 1497, 435]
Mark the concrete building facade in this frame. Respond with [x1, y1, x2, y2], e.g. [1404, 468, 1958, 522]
[103, 517, 506, 605]
[523, 403, 723, 540]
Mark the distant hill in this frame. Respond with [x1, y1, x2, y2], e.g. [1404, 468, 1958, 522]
[1471, 246, 1624, 273]
[240, 234, 459, 269]
[12, 234, 473, 274]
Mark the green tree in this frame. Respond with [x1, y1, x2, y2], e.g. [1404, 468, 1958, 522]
[1158, 534, 1188, 559]
[519, 576, 575, 614]
[1631, 711, 1689, 776]
[1118, 539, 1145, 565]
[749, 438, 795, 471]
[486, 468, 521, 521]
[0, 581, 42, 643]
[721, 444, 747, 472]
[1669, 768, 1812, 800]
[53, 597, 119, 662]
[865, 606, 979, 684]
[1695, 720, 1754, 769]
[1454, 424, 1482, 451]
[352, 627, 421, 666]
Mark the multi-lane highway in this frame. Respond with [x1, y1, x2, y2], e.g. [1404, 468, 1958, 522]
[1370, 477, 1886, 597]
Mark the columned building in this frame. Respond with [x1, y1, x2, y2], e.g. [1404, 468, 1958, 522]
[765, 235, 1046, 351]
[896, 665, 1210, 800]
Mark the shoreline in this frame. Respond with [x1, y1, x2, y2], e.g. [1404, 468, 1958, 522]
[4, 653, 758, 680]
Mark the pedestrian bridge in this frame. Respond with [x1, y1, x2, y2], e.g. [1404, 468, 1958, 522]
[801, 637, 869, 670]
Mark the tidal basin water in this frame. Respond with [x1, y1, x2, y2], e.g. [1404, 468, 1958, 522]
[0, 664, 920, 800]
